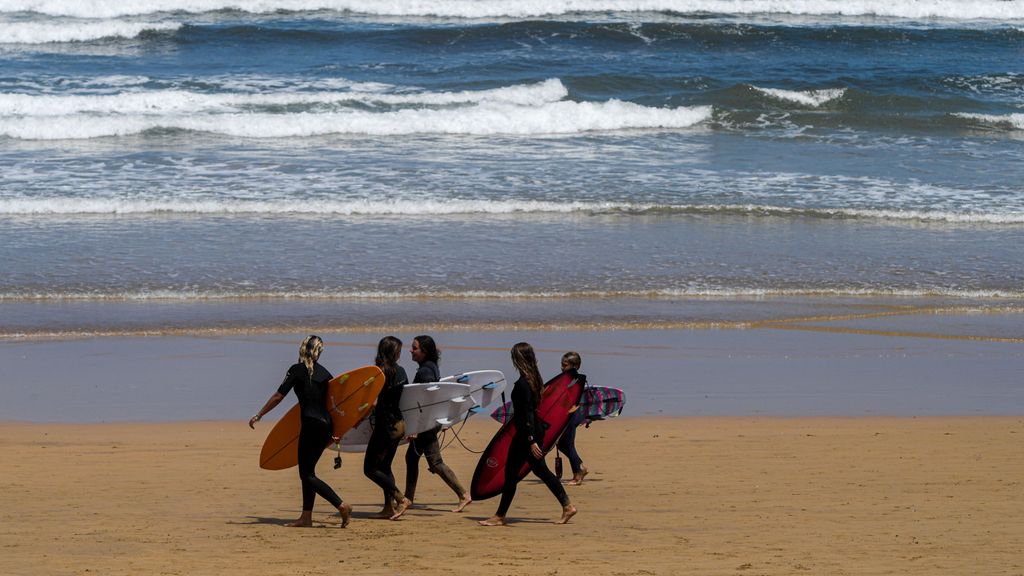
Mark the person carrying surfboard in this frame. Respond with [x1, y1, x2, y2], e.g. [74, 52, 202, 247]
[403, 335, 473, 513]
[556, 351, 590, 486]
[248, 335, 353, 528]
[363, 335, 413, 520]
[479, 342, 577, 526]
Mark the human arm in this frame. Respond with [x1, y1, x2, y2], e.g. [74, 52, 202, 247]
[249, 392, 285, 428]
[530, 442, 542, 459]
[511, 378, 542, 456]
[249, 366, 298, 428]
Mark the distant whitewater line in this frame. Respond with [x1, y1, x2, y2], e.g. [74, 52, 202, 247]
[5, 0, 1024, 20]
[752, 86, 846, 107]
[0, 74, 394, 93]
[0, 20, 180, 44]
[0, 79, 568, 115]
[4, 286, 1024, 302]
[955, 112, 1024, 130]
[0, 100, 712, 139]
[2, 199, 1022, 223]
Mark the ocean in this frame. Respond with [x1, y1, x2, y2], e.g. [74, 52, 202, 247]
[2, 0, 1023, 338]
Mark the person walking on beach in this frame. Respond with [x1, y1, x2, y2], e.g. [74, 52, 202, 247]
[249, 335, 352, 528]
[403, 335, 473, 513]
[363, 335, 412, 520]
[556, 351, 590, 485]
[479, 342, 577, 526]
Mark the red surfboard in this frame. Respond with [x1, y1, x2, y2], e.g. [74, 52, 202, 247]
[470, 370, 585, 500]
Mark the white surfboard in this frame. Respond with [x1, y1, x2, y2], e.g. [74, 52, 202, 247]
[439, 370, 506, 416]
[335, 369, 506, 453]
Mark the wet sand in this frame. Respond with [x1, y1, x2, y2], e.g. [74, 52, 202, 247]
[3, 318, 1024, 422]
[1, 417, 1022, 575]
[1, 314, 1023, 574]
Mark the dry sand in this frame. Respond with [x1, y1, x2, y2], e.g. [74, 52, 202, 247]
[2, 416, 1022, 575]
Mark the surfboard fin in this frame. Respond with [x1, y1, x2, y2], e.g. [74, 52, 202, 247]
[450, 396, 469, 404]
[468, 404, 483, 414]
[435, 417, 455, 426]
[456, 375, 470, 383]
[362, 376, 376, 387]
[482, 381, 499, 389]
[357, 402, 370, 412]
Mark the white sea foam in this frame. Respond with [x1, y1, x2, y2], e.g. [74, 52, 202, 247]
[1, 74, 392, 95]
[0, 198, 641, 215]
[753, 86, 846, 107]
[3, 286, 1024, 302]
[0, 21, 181, 44]
[2, 198, 1021, 223]
[954, 112, 1024, 130]
[0, 99, 712, 139]
[4, 0, 1024, 20]
[0, 79, 568, 115]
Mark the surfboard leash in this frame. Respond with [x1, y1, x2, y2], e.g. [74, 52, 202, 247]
[441, 417, 484, 454]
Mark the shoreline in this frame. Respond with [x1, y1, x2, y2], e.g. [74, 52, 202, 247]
[2, 320, 1023, 422]
[2, 417, 1021, 575]
[3, 295, 1024, 342]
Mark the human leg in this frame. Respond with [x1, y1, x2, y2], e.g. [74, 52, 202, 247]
[293, 418, 345, 527]
[417, 429, 471, 511]
[526, 446, 577, 524]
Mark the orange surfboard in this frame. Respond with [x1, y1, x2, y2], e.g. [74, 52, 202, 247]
[259, 365, 385, 470]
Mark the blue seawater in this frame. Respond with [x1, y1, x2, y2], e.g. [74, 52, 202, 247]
[1, 1, 1023, 335]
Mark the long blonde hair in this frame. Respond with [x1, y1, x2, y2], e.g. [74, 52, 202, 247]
[299, 335, 323, 377]
[511, 342, 543, 400]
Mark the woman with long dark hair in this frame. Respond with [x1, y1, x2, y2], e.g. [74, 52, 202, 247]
[479, 342, 577, 526]
[404, 335, 472, 512]
[363, 335, 412, 520]
[249, 335, 352, 527]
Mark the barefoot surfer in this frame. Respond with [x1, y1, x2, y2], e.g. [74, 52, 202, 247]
[403, 335, 472, 513]
[249, 335, 352, 528]
[556, 351, 589, 486]
[363, 336, 412, 520]
[479, 342, 576, 526]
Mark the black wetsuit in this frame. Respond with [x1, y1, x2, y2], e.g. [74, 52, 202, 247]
[495, 375, 569, 517]
[556, 371, 588, 474]
[404, 360, 466, 500]
[276, 362, 342, 511]
[363, 364, 408, 502]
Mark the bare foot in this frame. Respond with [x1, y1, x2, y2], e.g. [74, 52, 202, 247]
[389, 497, 412, 520]
[478, 515, 507, 526]
[555, 504, 577, 524]
[451, 493, 472, 513]
[286, 512, 313, 527]
[338, 502, 352, 528]
[564, 466, 589, 486]
[370, 507, 395, 519]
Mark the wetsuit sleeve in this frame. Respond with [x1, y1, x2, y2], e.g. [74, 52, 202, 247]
[511, 378, 538, 442]
[276, 365, 299, 396]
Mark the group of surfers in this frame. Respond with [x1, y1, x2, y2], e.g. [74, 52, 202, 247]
[249, 334, 589, 527]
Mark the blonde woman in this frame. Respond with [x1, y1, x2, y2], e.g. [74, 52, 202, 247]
[479, 342, 577, 526]
[249, 335, 352, 528]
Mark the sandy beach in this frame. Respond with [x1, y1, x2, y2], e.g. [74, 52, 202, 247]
[1, 416, 1022, 576]
[2, 317, 1023, 575]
